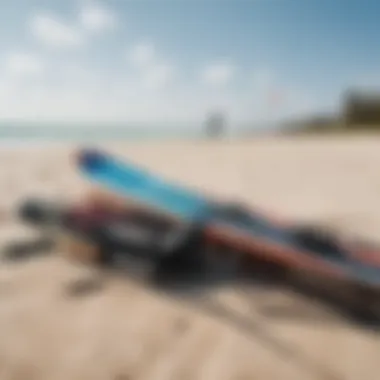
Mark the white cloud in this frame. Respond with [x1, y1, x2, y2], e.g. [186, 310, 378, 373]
[251, 68, 275, 89]
[128, 43, 156, 68]
[127, 42, 175, 90]
[79, 1, 117, 33]
[200, 62, 236, 86]
[0, 63, 318, 127]
[29, 12, 84, 48]
[0, 46, 319, 127]
[3, 52, 45, 77]
[141, 63, 175, 90]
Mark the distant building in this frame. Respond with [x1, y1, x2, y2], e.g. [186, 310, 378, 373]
[204, 111, 227, 138]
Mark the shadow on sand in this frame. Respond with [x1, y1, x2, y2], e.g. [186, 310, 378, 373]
[3, 235, 380, 331]
[2, 237, 378, 380]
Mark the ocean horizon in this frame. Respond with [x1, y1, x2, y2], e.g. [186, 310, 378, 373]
[0, 121, 277, 148]
[0, 123, 204, 142]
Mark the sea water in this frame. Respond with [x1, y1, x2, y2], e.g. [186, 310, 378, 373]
[0, 122, 270, 149]
[0, 123, 205, 145]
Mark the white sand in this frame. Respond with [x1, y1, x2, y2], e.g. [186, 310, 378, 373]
[0, 136, 380, 380]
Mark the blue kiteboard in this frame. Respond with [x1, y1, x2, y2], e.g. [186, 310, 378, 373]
[76, 148, 380, 287]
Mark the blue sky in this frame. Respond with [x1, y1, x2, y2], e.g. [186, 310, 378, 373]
[0, 0, 378, 127]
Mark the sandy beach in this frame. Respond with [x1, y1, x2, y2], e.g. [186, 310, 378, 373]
[0, 135, 380, 380]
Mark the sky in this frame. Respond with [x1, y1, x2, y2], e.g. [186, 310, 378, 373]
[0, 0, 379, 128]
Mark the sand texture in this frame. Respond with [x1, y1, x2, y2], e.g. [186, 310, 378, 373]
[0, 136, 380, 380]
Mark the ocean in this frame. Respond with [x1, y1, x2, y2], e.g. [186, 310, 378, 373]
[0, 122, 269, 148]
[0, 124, 205, 144]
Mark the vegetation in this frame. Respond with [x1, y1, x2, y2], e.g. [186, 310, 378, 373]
[281, 89, 380, 135]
